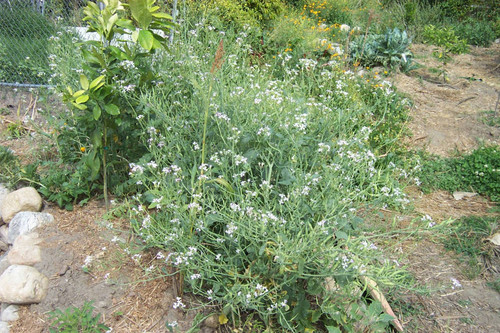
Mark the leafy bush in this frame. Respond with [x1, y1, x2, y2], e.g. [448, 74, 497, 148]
[350, 28, 417, 72]
[453, 18, 496, 47]
[45, 0, 174, 208]
[302, 0, 353, 26]
[422, 24, 469, 54]
[124, 17, 414, 331]
[189, 0, 285, 28]
[48, 301, 109, 333]
[419, 146, 500, 202]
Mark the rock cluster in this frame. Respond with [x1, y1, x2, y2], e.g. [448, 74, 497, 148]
[0, 186, 52, 332]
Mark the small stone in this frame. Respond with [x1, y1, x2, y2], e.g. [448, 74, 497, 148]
[0, 187, 42, 223]
[0, 305, 19, 322]
[7, 212, 53, 244]
[96, 301, 108, 309]
[488, 233, 500, 246]
[452, 191, 477, 200]
[8, 234, 42, 266]
[0, 265, 49, 304]
[0, 321, 9, 333]
[203, 314, 219, 329]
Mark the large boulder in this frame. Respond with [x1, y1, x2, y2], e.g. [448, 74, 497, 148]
[0, 265, 49, 304]
[7, 233, 42, 266]
[0, 187, 42, 223]
[7, 212, 53, 244]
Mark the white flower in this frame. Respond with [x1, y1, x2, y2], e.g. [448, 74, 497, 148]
[450, 278, 462, 289]
[173, 297, 185, 309]
[340, 24, 351, 32]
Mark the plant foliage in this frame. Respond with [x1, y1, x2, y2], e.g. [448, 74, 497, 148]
[350, 28, 417, 72]
[48, 301, 109, 333]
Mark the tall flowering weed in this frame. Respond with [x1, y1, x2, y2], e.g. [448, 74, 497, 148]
[126, 20, 412, 331]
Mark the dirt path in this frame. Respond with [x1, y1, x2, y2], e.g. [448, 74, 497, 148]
[391, 43, 500, 332]
[397, 43, 500, 156]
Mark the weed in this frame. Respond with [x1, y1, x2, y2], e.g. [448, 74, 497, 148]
[48, 302, 109, 333]
[121, 11, 416, 330]
[444, 216, 498, 257]
[479, 110, 500, 127]
[441, 216, 498, 278]
[487, 278, 500, 293]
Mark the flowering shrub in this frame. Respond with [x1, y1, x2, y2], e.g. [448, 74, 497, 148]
[124, 21, 413, 331]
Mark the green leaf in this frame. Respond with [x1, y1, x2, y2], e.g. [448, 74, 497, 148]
[73, 90, 85, 98]
[131, 29, 139, 43]
[80, 74, 89, 90]
[335, 231, 348, 240]
[92, 130, 102, 148]
[93, 105, 102, 120]
[211, 178, 234, 193]
[72, 102, 87, 110]
[326, 327, 341, 333]
[115, 19, 136, 31]
[104, 104, 120, 115]
[106, 13, 119, 33]
[138, 30, 154, 51]
[89, 75, 105, 90]
[75, 95, 89, 104]
[151, 12, 173, 19]
[129, 0, 152, 29]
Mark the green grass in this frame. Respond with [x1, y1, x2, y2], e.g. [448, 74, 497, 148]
[487, 278, 500, 293]
[441, 215, 498, 279]
[0, 35, 52, 84]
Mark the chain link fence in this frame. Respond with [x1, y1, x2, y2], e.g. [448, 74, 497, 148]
[0, 0, 88, 86]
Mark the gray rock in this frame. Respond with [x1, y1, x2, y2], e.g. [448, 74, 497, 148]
[452, 191, 477, 200]
[8, 234, 42, 266]
[0, 187, 42, 224]
[0, 254, 9, 276]
[0, 321, 9, 333]
[7, 212, 53, 244]
[0, 240, 7, 252]
[0, 305, 19, 322]
[0, 265, 49, 304]
[0, 226, 7, 244]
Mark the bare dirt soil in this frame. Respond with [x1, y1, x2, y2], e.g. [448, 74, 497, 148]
[0, 42, 499, 333]
[397, 43, 500, 156]
[389, 42, 500, 332]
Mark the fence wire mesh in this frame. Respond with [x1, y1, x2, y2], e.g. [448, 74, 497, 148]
[0, 0, 87, 86]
